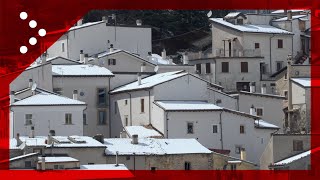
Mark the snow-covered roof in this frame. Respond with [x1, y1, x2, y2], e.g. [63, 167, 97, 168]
[104, 138, 211, 155]
[11, 93, 86, 106]
[38, 156, 79, 163]
[224, 12, 245, 19]
[291, 78, 310, 87]
[271, 10, 305, 14]
[69, 21, 104, 31]
[210, 18, 293, 34]
[52, 65, 114, 76]
[273, 147, 320, 166]
[233, 91, 286, 99]
[273, 15, 307, 22]
[151, 54, 176, 65]
[255, 120, 279, 129]
[47, 56, 82, 64]
[80, 164, 129, 170]
[10, 136, 105, 148]
[110, 71, 187, 93]
[124, 126, 162, 138]
[155, 101, 223, 111]
[10, 153, 38, 162]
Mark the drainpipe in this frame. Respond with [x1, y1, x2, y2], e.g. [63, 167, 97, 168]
[219, 111, 224, 149]
[108, 77, 111, 137]
[166, 112, 169, 138]
[270, 34, 276, 74]
[125, 92, 133, 126]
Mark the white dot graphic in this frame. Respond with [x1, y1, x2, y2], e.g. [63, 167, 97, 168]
[38, 29, 46, 37]
[20, 12, 28, 20]
[20, 46, 28, 54]
[29, 20, 37, 28]
[29, 37, 37, 45]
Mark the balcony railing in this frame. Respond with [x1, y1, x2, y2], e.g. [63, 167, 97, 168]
[216, 49, 261, 58]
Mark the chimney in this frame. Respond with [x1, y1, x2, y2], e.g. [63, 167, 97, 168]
[41, 52, 47, 64]
[240, 148, 246, 160]
[183, 53, 189, 65]
[49, 130, 56, 136]
[93, 134, 104, 144]
[102, 16, 107, 22]
[131, 134, 138, 144]
[136, 19, 142, 26]
[137, 73, 142, 86]
[77, 18, 83, 26]
[109, 44, 114, 53]
[147, 52, 152, 62]
[161, 49, 167, 60]
[168, 58, 173, 65]
[41, 156, 46, 171]
[15, 133, 23, 147]
[115, 151, 119, 166]
[287, 10, 293, 20]
[47, 134, 53, 145]
[73, 90, 78, 100]
[84, 54, 89, 64]
[141, 62, 146, 72]
[28, 79, 33, 88]
[80, 50, 84, 63]
[250, 82, 256, 93]
[29, 126, 35, 138]
[250, 105, 256, 116]
[261, 84, 267, 94]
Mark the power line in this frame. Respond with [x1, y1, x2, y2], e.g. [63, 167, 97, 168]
[152, 26, 208, 42]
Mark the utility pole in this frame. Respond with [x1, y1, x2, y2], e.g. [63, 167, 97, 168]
[287, 54, 293, 133]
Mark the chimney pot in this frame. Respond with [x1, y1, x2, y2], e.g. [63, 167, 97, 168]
[261, 84, 267, 94]
[240, 148, 246, 160]
[250, 82, 256, 93]
[73, 90, 78, 100]
[287, 10, 293, 20]
[141, 63, 146, 72]
[161, 49, 167, 60]
[109, 44, 114, 53]
[137, 73, 142, 85]
[183, 53, 189, 65]
[29, 126, 35, 138]
[131, 134, 138, 144]
[250, 105, 256, 115]
[28, 79, 33, 88]
[84, 54, 89, 64]
[80, 50, 84, 62]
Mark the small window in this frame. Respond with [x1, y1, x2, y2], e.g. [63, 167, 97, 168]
[241, 62, 248, 73]
[185, 162, 191, 170]
[141, 99, 145, 113]
[276, 62, 283, 72]
[25, 114, 32, 125]
[25, 161, 32, 168]
[187, 122, 194, 134]
[53, 88, 63, 95]
[108, 59, 116, 65]
[125, 100, 128, 105]
[125, 115, 128, 126]
[240, 125, 245, 134]
[284, 91, 288, 99]
[256, 108, 263, 117]
[278, 39, 283, 48]
[97, 88, 107, 106]
[230, 164, 237, 170]
[213, 125, 218, 133]
[83, 113, 87, 125]
[237, 19, 243, 25]
[126, 156, 130, 160]
[293, 140, 303, 151]
[235, 145, 242, 154]
[151, 167, 156, 171]
[255, 43, 260, 49]
[196, 64, 201, 74]
[98, 110, 106, 125]
[61, 42, 65, 52]
[284, 73, 288, 80]
[206, 63, 211, 74]
[65, 113, 72, 125]
[221, 62, 229, 73]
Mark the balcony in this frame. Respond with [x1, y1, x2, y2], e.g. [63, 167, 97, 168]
[216, 48, 261, 58]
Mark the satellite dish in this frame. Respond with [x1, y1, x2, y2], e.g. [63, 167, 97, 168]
[31, 83, 37, 91]
[207, 10, 213, 18]
[154, 66, 159, 73]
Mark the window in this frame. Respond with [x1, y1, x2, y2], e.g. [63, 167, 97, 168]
[230, 164, 237, 170]
[255, 43, 260, 49]
[88, 163, 95, 165]
[140, 99, 145, 113]
[115, 101, 118, 114]
[237, 19, 243, 25]
[206, 63, 211, 74]
[196, 64, 201, 74]
[187, 122, 194, 134]
[54, 165, 59, 169]
[293, 140, 303, 151]
[108, 59, 116, 65]
[221, 62, 229, 73]
[235, 145, 242, 154]
[240, 125, 245, 134]
[25, 114, 32, 125]
[97, 88, 107, 106]
[126, 156, 130, 160]
[185, 162, 191, 170]
[53, 88, 62, 95]
[213, 125, 218, 133]
[125, 115, 128, 126]
[65, 113, 72, 124]
[241, 62, 248, 73]
[59, 165, 64, 169]
[284, 73, 288, 80]
[284, 90, 288, 99]
[276, 62, 283, 72]
[83, 113, 87, 125]
[98, 110, 106, 125]
[25, 161, 32, 168]
[125, 100, 128, 105]
[61, 42, 65, 52]
[256, 108, 263, 117]
[151, 167, 156, 171]
[278, 39, 283, 48]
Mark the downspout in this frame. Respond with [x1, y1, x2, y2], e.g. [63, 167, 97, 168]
[291, 21, 294, 57]
[125, 92, 133, 126]
[166, 112, 169, 138]
[269, 34, 276, 74]
[108, 77, 111, 137]
[219, 111, 224, 149]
